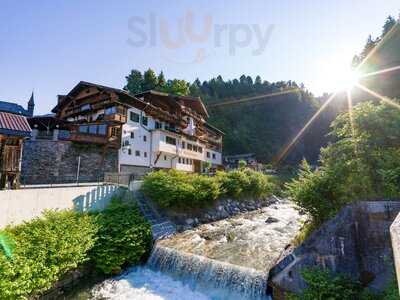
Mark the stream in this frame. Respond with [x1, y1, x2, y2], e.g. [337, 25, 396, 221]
[65, 199, 305, 299]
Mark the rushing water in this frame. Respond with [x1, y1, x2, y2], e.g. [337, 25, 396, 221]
[68, 199, 304, 300]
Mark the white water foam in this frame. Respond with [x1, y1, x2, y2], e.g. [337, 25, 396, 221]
[91, 266, 212, 300]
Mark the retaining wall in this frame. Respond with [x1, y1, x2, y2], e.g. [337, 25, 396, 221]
[390, 212, 400, 295]
[0, 184, 120, 227]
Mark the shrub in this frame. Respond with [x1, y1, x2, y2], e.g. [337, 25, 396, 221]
[142, 170, 220, 210]
[90, 197, 152, 274]
[285, 160, 349, 225]
[0, 192, 152, 299]
[0, 210, 98, 299]
[217, 168, 275, 199]
[288, 268, 363, 300]
[142, 169, 276, 210]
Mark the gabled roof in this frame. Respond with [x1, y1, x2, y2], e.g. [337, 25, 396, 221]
[0, 111, 31, 137]
[51, 81, 137, 113]
[135, 90, 209, 117]
[0, 101, 29, 116]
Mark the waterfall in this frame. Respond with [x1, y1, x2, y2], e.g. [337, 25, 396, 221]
[147, 245, 271, 300]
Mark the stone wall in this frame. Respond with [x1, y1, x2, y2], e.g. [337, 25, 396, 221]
[269, 201, 400, 299]
[21, 140, 118, 184]
[390, 212, 400, 295]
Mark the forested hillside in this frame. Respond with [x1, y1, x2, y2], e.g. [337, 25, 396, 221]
[123, 15, 400, 166]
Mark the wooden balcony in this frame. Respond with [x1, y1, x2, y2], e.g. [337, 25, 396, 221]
[69, 124, 121, 149]
[104, 113, 127, 123]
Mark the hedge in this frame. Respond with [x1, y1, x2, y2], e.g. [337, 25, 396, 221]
[141, 169, 276, 210]
[0, 193, 151, 299]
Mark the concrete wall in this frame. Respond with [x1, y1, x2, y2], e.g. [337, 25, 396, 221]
[270, 201, 400, 298]
[390, 212, 400, 295]
[0, 184, 120, 228]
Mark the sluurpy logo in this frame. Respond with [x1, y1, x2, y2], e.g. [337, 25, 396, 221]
[127, 11, 274, 64]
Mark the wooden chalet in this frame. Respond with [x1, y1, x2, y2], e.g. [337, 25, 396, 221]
[0, 102, 32, 189]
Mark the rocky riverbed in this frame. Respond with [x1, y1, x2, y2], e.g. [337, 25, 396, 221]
[159, 198, 307, 271]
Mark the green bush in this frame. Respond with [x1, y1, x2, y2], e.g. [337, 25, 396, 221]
[0, 193, 152, 299]
[90, 197, 152, 274]
[0, 210, 97, 299]
[142, 169, 276, 210]
[289, 269, 400, 300]
[142, 169, 221, 210]
[288, 268, 363, 300]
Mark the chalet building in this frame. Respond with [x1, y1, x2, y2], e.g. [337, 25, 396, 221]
[43, 81, 223, 176]
[0, 95, 33, 189]
[224, 153, 261, 170]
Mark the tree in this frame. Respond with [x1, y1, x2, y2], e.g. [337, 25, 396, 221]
[157, 71, 166, 91]
[142, 68, 158, 91]
[382, 16, 397, 38]
[124, 69, 143, 95]
[166, 79, 189, 96]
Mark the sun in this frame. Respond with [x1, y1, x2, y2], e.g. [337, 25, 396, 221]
[312, 53, 362, 94]
[335, 68, 361, 91]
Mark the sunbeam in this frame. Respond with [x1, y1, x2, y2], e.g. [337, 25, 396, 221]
[360, 65, 400, 79]
[356, 83, 400, 111]
[208, 89, 300, 108]
[273, 92, 338, 165]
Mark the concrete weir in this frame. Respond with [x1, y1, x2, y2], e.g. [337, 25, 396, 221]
[269, 201, 400, 299]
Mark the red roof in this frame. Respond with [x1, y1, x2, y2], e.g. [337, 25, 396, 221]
[0, 112, 31, 135]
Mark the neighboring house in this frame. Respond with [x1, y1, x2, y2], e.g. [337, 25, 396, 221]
[0, 96, 33, 189]
[48, 81, 223, 175]
[224, 153, 260, 170]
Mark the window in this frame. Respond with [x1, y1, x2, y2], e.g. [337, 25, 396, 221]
[141, 116, 148, 126]
[182, 141, 185, 149]
[164, 155, 167, 160]
[130, 132, 134, 139]
[98, 124, 107, 135]
[124, 140, 130, 146]
[166, 136, 176, 145]
[89, 125, 97, 134]
[212, 153, 216, 159]
[144, 152, 147, 158]
[111, 127, 120, 137]
[128, 149, 132, 155]
[178, 157, 181, 163]
[187, 143, 193, 151]
[207, 151, 210, 158]
[193, 145, 198, 152]
[155, 121, 162, 129]
[198, 146, 203, 153]
[130, 112, 139, 122]
[135, 150, 140, 157]
[79, 125, 88, 133]
[186, 158, 189, 164]
[105, 106, 116, 115]
[143, 135, 147, 142]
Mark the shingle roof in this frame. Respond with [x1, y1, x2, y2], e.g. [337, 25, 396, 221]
[0, 101, 29, 116]
[0, 112, 31, 136]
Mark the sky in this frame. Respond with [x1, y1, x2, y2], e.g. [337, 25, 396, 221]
[0, 0, 399, 115]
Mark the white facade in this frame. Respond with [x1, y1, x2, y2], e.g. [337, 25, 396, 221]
[118, 107, 222, 173]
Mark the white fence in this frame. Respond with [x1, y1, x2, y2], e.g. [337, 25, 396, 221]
[0, 184, 120, 228]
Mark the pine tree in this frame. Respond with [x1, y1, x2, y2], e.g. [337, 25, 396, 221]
[142, 68, 158, 91]
[124, 69, 143, 95]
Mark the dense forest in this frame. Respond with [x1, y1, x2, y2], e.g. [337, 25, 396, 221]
[123, 14, 400, 166]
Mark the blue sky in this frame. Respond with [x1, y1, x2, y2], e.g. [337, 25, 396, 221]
[0, 0, 399, 114]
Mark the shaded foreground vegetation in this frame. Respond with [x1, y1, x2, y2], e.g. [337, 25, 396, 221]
[0, 192, 151, 299]
[141, 169, 278, 210]
[288, 268, 399, 300]
[286, 100, 400, 225]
